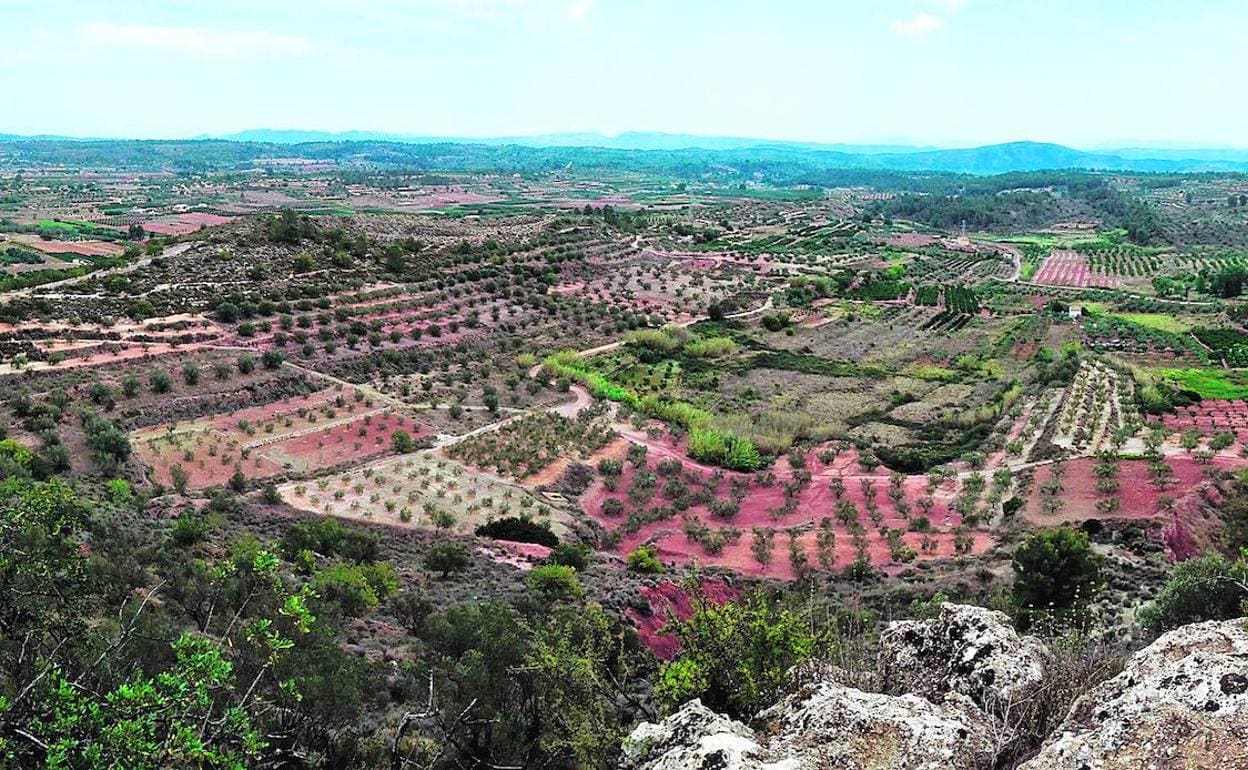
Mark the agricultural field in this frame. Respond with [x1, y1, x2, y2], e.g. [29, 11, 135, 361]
[7, 142, 1248, 768]
[1032, 249, 1121, 288]
[133, 385, 429, 490]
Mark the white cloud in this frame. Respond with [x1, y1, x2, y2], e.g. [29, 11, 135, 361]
[566, 0, 593, 21]
[890, 12, 944, 38]
[77, 22, 316, 57]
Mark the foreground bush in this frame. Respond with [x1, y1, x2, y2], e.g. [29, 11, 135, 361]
[1140, 552, 1248, 632]
[656, 589, 822, 719]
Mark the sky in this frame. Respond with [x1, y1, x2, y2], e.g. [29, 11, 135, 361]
[1, 0, 1245, 148]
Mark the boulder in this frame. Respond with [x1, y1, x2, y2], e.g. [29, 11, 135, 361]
[757, 681, 995, 770]
[621, 699, 777, 770]
[1020, 618, 1248, 769]
[623, 682, 996, 770]
[624, 607, 1248, 769]
[880, 602, 1052, 710]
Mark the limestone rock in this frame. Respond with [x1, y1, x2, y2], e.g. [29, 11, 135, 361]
[1020, 618, 1248, 769]
[622, 699, 778, 770]
[881, 602, 1052, 710]
[757, 681, 994, 770]
[623, 683, 995, 770]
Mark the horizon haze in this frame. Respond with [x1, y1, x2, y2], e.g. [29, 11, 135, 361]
[3, 0, 1246, 148]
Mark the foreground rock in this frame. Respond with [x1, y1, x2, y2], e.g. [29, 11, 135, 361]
[625, 605, 1248, 770]
[623, 685, 993, 770]
[881, 603, 1052, 710]
[1020, 618, 1248, 769]
[624, 603, 1030, 769]
[756, 682, 994, 769]
[621, 700, 776, 770]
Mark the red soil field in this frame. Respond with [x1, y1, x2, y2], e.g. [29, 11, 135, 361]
[139, 441, 287, 489]
[624, 579, 739, 660]
[1033, 250, 1119, 289]
[263, 413, 422, 471]
[585, 431, 992, 579]
[25, 239, 125, 257]
[882, 233, 938, 248]
[396, 190, 503, 208]
[137, 410, 428, 490]
[141, 213, 233, 235]
[175, 213, 233, 226]
[478, 540, 553, 572]
[1023, 453, 1248, 559]
[1163, 401, 1248, 437]
[0, 342, 223, 374]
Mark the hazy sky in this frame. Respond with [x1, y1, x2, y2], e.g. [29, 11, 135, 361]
[2, 0, 1244, 147]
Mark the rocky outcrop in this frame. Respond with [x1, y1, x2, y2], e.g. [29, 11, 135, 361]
[625, 603, 1029, 769]
[621, 699, 775, 770]
[623, 685, 994, 770]
[881, 602, 1052, 710]
[756, 683, 994, 770]
[624, 605, 1248, 770]
[1020, 618, 1248, 769]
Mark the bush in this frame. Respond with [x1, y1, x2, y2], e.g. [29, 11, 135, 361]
[260, 483, 282, 505]
[80, 411, 131, 470]
[314, 562, 399, 618]
[170, 512, 212, 546]
[549, 541, 590, 570]
[626, 544, 664, 574]
[391, 429, 415, 453]
[1140, 552, 1248, 632]
[149, 370, 172, 394]
[475, 516, 559, 547]
[389, 589, 433, 635]
[656, 589, 820, 719]
[281, 517, 348, 559]
[1012, 528, 1103, 620]
[424, 541, 471, 578]
[525, 564, 583, 603]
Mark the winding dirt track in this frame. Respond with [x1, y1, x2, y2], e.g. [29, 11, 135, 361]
[3, 242, 195, 299]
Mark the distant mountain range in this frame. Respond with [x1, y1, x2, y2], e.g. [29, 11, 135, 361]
[202, 131, 1248, 172]
[3, 129, 1248, 174]
[211, 129, 938, 156]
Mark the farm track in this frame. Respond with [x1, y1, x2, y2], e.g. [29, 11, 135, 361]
[3, 242, 196, 299]
[431, 294, 780, 451]
[282, 361, 408, 411]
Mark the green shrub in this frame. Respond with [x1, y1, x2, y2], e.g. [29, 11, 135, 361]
[526, 564, 583, 603]
[424, 541, 471, 578]
[656, 590, 820, 719]
[1140, 552, 1248, 632]
[1012, 528, 1103, 621]
[626, 544, 664, 574]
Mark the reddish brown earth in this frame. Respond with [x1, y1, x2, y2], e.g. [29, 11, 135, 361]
[478, 540, 553, 571]
[23, 239, 125, 257]
[137, 410, 429, 489]
[140, 213, 233, 235]
[1023, 454, 1247, 558]
[1033, 249, 1120, 289]
[584, 431, 991, 579]
[882, 232, 938, 248]
[624, 579, 739, 660]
